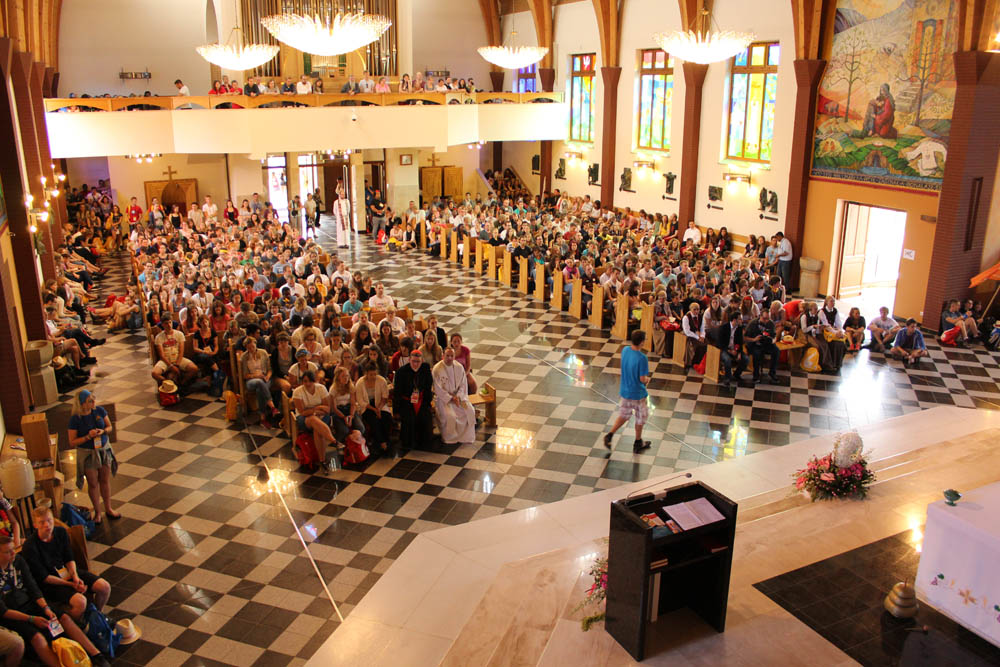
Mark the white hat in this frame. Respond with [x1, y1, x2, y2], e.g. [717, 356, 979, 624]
[116, 618, 142, 645]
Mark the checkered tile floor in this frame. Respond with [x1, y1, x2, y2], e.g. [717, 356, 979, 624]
[43, 220, 1000, 666]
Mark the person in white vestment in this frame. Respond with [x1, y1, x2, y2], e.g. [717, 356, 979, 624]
[334, 183, 351, 249]
[432, 347, 477, 445]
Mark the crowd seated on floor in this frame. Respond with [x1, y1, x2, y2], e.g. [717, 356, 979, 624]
[380, 181, 997, 386]
[122, 189, 489, 473]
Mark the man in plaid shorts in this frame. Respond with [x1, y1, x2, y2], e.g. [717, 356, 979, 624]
[604, 330, 652, 452]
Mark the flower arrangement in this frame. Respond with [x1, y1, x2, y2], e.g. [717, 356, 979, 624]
[573, 551, 608, 631]
[793, 431, 876, 502]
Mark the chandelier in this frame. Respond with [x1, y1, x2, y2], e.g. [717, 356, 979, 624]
[261, 11, 391, 56]
[197, 24, 278, 71]
[654, 9, 754, 65]
[478, 29, 548, 70]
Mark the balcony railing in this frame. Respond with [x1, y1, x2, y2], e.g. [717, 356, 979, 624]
[43, 91, 564, 113]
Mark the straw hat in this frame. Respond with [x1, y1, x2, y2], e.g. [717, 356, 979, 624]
[51, 355, 68, 370]
[158, 380, 178, 394]
[116, 618, 141, 645]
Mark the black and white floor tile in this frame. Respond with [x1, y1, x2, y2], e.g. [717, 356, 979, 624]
[41, 221, 1000, 666]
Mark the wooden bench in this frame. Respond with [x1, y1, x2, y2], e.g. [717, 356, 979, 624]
[450, 230, 459, 263]
[610, 293, 630, 341]
[440, 224, 452, 259]
[552, 270, 565, 311]
[518, 257, 529, 293]
[534, 263, 546, 302]
[468, 382, 497, 427]
[462, 236, 472, 268]
[569, 278, 583, 319]
[590, 284, 605, 328]
[499, 247, 512, 286]
[485, 244, 498, 281]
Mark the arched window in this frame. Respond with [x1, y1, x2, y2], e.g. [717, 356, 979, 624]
[635, 48, 674, 151]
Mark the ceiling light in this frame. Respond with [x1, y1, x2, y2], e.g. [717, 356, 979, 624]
[478, 28, 548, 70]
[196, 39, 279, 71]
[654, 9, 754, 65]
[262, 10, 390, 56]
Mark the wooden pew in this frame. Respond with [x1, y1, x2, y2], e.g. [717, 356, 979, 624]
[485, 244, 498, 281]
[419, 221, 427, 249]
[235, 350, 258, 413]
[671, 331, 687, 367]
[462, 236, 471, 268]
[569, 279, 583, 319]
[281, 392, 299, 442]
[552, 270, 565, 311]
[590, 284, 605, 328]
[474, 238, 484, 274]
[468, 382, 497, 427]
[517, 257, 529, 293]
[611, 293, 630, 341]
[703, 345, 721, 384]
[499, 247, 512, 286]
[534, 262, 546, 302]
[449, 230, 459, 263]
[639, 303, 654, 353]
[440, 224, 452, 259]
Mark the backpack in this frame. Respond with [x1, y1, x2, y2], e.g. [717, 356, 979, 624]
[940, 326, 961, 346]
[157, 388, 180, 407]
[801, 347, 821, 372]
[209, 369, 226, 398]
[51, 638, 90, 667]
[224, 390, 239, 420]
[82, 603, 121, 658]
[126, 310, 142, 330]
[60, 503, 96, 540]
[294, 433, 319, 468]
[344, 430, 369, 465]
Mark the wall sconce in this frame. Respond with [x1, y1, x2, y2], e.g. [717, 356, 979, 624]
[466, 141, 485, 150]
[632, 160, 655, 171]
[564, 151, 583, 161]
[722, 171, 750, 185]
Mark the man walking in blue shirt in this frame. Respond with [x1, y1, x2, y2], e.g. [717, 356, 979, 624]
[604, 330, 652, 453]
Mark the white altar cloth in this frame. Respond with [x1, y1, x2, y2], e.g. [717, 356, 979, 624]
[915, 481, 1000, 647]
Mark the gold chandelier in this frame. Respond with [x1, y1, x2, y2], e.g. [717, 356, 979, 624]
[262, 8, 391, 57]
[654, 9, 754, 65]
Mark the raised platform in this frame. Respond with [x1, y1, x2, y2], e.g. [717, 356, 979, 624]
[306, 406, 1000, 665]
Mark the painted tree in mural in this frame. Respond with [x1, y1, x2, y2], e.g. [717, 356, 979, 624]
[905, 19, 942, 129]
[827, 31, 867, 120]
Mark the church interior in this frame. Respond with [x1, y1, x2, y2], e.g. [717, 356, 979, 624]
[1, 0, 1000, 665]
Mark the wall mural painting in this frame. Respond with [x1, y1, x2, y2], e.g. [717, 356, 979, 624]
[811, 0, 958, 191]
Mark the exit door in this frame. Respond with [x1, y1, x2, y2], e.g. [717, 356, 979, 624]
[836, 202, 906, 314]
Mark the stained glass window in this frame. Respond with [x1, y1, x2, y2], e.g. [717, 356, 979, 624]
[569, 53, 596, 143]
[517, 64, 537, 93]
[727, 42, 779, 162]
[635, 48, 674, 151]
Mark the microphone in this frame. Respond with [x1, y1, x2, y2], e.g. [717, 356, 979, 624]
[625, 472, 694, 504]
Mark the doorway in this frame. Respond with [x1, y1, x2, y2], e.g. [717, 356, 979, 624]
[835, 202, 906, 316]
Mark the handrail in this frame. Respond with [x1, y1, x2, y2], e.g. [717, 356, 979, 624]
[476, 168, 497, 199]
[43, 91, 564, 113]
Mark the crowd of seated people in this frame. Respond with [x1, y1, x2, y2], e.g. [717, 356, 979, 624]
[60, 70, 487, 107]
[379, 180, 993, 384]
[0, 507, 114, 666]
[125, 189, 484, 472]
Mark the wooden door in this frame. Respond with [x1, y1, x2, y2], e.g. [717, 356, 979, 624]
[323, 158, 350, 211]
[421, 167, 443, 201]
[837, 203, 870, 299]
[443, 166, 463, 200]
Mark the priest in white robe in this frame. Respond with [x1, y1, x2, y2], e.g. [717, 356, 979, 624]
[433, 347, 477, 445]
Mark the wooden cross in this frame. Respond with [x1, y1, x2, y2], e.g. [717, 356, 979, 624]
[427, 153, 442, 167]
[162, 165, 177, 181]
